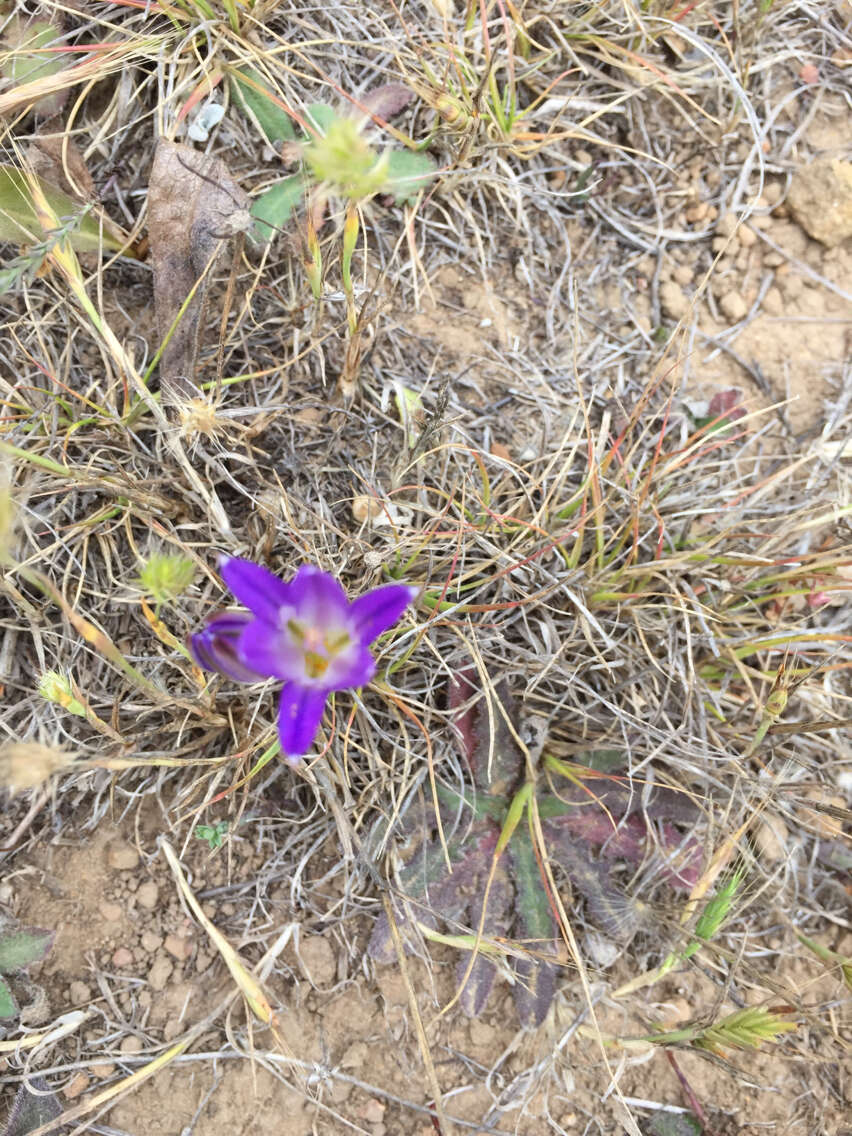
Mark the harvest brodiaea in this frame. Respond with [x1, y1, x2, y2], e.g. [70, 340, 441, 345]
[190, 558, 416, 761]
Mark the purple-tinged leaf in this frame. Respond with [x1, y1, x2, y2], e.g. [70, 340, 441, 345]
[458, 861, 513, 1018]
[545, 827, 641, 943]
[0, 928, 54, 973]
[509, 830, 559, 1028]
[658, 824, 703, 891]
[2, 1078, 62, 1136]
[449, 669, 524, 795]
[448, 668, 477, 768]
[544, 808, 643, 860]
[458, 951, 499, 1018]
[367, 898, 438, 964]
[361, 82, 414, 121]
[707, 387, 747, 422]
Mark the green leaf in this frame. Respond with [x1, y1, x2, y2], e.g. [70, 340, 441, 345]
[1, 17, 68, 117]
[303, 103, 338, 137]
[230, 67, 295, 145]
[509, 828, 558, 1027]
[0, 927, 54, 973]
[645, 1114, 702, 1136]
[0, 975, 17, 1019]
[383, 150, 436, 203]
[573, 748, 624, 772]
[0, 165, 123, 252]
[250, 174, 305, 242]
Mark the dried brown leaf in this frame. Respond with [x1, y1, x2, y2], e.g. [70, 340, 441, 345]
[27, 131, 96, 202]
[147, 141, 250, 403]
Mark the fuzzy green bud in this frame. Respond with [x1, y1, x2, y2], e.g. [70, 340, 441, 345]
[137, 553, 195, 605]
[38, 671, 87, 717]
[305, 117, 389, 199]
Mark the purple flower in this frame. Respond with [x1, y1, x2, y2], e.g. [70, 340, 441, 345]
[190, 558, 416, 763]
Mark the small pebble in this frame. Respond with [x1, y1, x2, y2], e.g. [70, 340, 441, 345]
[64, 1072, 90, 1100]
[737, 225, 758, 248]
[715, 213, 738, 237]
[147, 953, 174, 992]
[164, 933, 194, 962]
[762, 287, 784, 316]
[673, 264, 694, 285]
[141, 931, 163, 954]
[163, 1017, 184, 1042]
[69, 981, 91, 1004]
[120, 1035, 143, 1055]
[660, 280, 689, 321]
[107, 842, 139, 871]
[99, 901, 122, 922]
[719, 290, 748, 321]
[136, 881, 159, 910]
[112, 948, 134, 968]
[91, 1063, 116, 1080]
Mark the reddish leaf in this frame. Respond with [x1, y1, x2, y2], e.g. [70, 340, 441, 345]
[458, 861, 513, 1017]
[707, 387, 747, 423]
[362, 82, 414, 121]
[544, 827, 641, 943]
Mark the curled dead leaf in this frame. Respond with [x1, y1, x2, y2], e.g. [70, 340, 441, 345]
[147, 141, 251, 404]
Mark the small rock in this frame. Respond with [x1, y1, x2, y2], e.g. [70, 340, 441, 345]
[762, 287, 784, 316]
[762, 251, 785, 267]
[672, 264, 694, 285]
[754, 814, 789, 862]
[69, 981, 91, 1004]
[719, 290, 748, 322]
[360, 1099, 385, 1125]
[660, 280, 689, 321]
[64, 1072, 90, 1099]
[140, 931, 163, 954]
[469, 1020, 496, 1048]
[762, 182, 783, 205]
[163, 1017, 183, 1042]
[91, 1063, 116, 1080]
[112, 947, 134, 968]
[195, 951, 212, 973]
[715, 213, 738, 238]
[107, 842, 139, 871]
[787, 159, 852, 247]
[99, 901, 122, 922]
[351, 495, 382, 523]
[711, 235, 729, 253]
[120, 1035, 143, 1055]
[136, 881, 159, 910]
[298, 935, 337, 986]
[147, 953, 174, 992]
[737, 225, 758, 248]
[164, 933, 193, 962]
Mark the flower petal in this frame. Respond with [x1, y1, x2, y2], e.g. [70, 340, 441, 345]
[190, 612, 268, 683]
[288, 564, 349, 625]
[220, 557, 294, 625]
[238, 619, 305, 682]
[278, 683, 329, 759]
[326, 645, 376, 690]
[347, 584, 416, 645]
